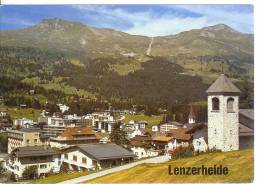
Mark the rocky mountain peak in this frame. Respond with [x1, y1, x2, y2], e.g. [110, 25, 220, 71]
[202, 24, 238, 33]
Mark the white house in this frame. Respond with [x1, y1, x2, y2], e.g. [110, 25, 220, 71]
[5, 146, 59, 179]
[0, 108, 8, 117]
[185, 123, 208, 152]
[152, 125, 159, 132]
[60, 143, 135, 171]
[152, 136, 176, 151]
[13, 118, 34, 128]
[57, 104, 70, 113]
[130, 135, 159, 159]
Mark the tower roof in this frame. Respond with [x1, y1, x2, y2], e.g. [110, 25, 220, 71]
[206, 74, 240, 94]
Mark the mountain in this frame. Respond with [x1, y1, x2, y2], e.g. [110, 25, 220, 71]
[0, 18, 253, 61]
[152, 24, 253, 59]
[0, 18, 254, 108]
[0, 18, 150, 59]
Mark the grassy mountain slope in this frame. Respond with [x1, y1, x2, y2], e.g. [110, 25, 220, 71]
[1, 18, 150, 59]
[0, 19, 254, 108]
[152, 24, 253, 57]
[0, 19, 253, 62]
[88, 149, 253, 183]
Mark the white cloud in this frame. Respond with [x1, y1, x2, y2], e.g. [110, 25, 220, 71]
[71, 5, 253, 36]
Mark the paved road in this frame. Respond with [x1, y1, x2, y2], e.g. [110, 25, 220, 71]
[57, 155, 171, 184]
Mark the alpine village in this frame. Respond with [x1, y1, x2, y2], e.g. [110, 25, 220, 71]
[0, 18, 254, 183]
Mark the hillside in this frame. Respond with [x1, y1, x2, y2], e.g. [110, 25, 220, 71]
[0, 19, 253, 61]
[88, 149, 254, 183]
[0, 18, 150, 59]
[0, 18, 254, 109]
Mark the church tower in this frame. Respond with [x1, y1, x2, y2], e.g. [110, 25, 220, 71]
[188, 105, 196, 124]
[206, 74, 240, 151]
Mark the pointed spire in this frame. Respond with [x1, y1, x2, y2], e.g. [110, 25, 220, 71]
[206, 74, 240, 94]
[221, 61, 224, 74]
[188, 105, 195, 124]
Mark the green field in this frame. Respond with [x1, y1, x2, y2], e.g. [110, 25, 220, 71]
[34, 170, 92, 183]
[22, 77, 95, 98]
[0, 104, 41, 121]
[123, 113, 164, 130]
[88, 149, 254, 183]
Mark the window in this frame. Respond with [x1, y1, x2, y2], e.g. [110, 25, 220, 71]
[214, 129, 217, 135]
[26, 139, 30, 144]
[230, 130, 233, 135]
[64, 154, 68, 160]
[212, 97, 220, 111]
[34, 139, 38, 143]
[73, 155, 77, 162]
[40, 164, 47, 169]
[227, 98, 234, 112]
[82, 157, 87, 164]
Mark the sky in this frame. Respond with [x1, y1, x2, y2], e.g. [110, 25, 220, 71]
[0, 5, 254, 36]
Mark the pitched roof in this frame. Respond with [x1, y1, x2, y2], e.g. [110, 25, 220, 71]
[239, 123, 254, 136]
[239, 109, 254, 120]
[206, 74, 240, 94]
[160, 121, 183, 127]
[12, 146, 54, 157]
[72, 143, 135, 161]
[56, 127, 100, 141]
[19, 128, 40, 133]
[185, 123, 207, 134]
[152, 136, 173, 142]
[166, 128, 192, 141]
[131, 135, 152, 142]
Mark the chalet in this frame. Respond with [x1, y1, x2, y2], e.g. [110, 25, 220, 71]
[130, 135, 159, 159]
[124, 120, 149, 139]
[60, 143, 135, 171]
[185, 123, 208, 152]
[49, 127, 101, 148]
[166, 128, 192, 148]
[159, 121, 184, 133]
[152, 136, 175, 151]
[5, 146, 59, 179]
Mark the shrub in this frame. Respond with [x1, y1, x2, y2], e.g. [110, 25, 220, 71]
[22, 165, 38, 180]
[171, 145, 194, 159]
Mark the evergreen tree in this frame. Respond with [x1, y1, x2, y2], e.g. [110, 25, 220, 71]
[109, 122, 129, 148]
